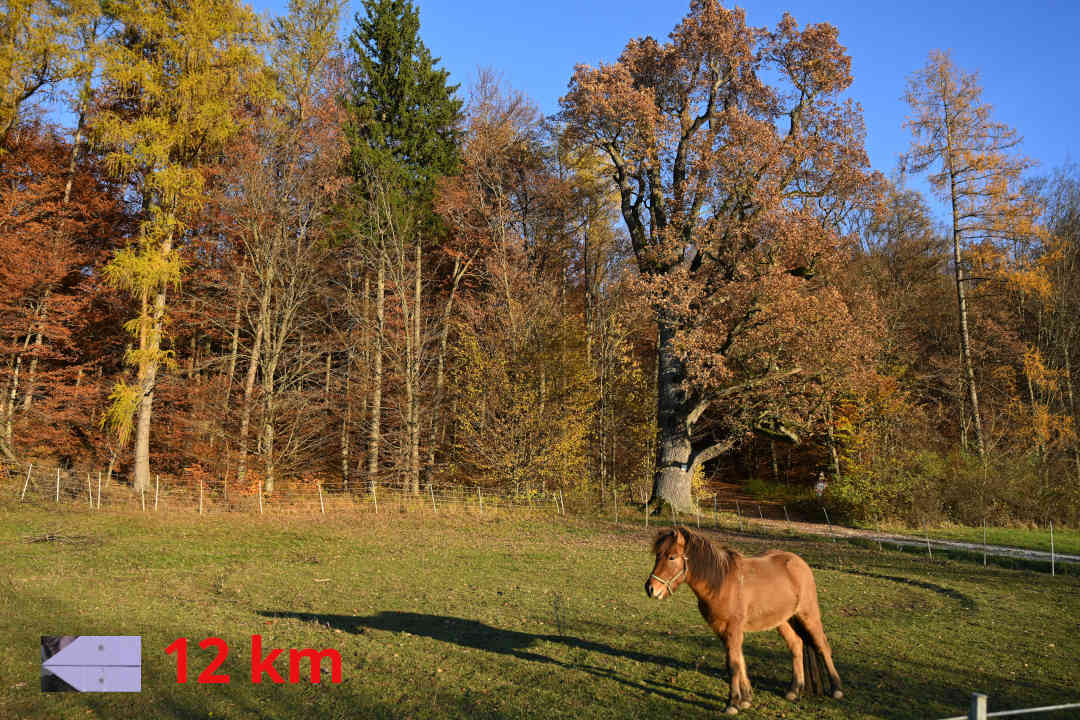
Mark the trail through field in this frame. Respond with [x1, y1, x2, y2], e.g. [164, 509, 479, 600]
[710, 481, 1080, 566]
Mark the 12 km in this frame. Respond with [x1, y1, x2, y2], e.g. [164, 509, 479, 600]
[166, 635, 342, 684]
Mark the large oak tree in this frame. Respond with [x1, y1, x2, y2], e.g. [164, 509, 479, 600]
[560, 1, 879, 511]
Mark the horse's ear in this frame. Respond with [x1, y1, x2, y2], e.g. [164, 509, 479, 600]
[672, 527, 685, 549]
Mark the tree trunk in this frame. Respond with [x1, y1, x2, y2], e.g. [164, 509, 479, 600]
[340, 351, 351, 492]
[649, 320, 695, 513]
[426, 255, 467, 476]
[132, 234, 172, 494]
[236, 283, 268, 489]
[409, 239, 421, 494]
[367, 254, 384, 491]
[944, 92, 985, 457]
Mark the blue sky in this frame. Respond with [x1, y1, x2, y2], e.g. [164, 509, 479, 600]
[256, 0, 1079, 200]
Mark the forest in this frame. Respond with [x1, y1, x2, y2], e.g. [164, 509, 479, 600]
[2, 0, 1078, 526]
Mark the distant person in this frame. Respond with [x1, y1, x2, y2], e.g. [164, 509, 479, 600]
[814, 472, 827, 498]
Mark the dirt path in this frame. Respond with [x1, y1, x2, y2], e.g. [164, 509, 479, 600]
[708, 481, 1079, 566]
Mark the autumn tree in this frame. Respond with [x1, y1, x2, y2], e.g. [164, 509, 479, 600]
[222, 0, 345, 494]
[561, 1, 879, 512]
[94, 0, 263, 492]
[903, 50, 1042, 458]
[343, 0, 461, 492]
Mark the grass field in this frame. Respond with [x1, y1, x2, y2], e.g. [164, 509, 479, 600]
[1, 501, 1078, 719]
[909, 524, 1080, 557]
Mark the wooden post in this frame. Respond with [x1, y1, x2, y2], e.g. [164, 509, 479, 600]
[1050, 520, 1055, 577]
[371, 483, 377, 514]
[258, 486, 263, 515]
[477, 486, 483, 513]
[614, 488, 618, 525]
[969, 692, 987, 720]
[318, 481, 325, 514]
[783, 505, 791, 531]
[713, 496, 717, 525]
[429, 483, 437, 512]
[20, 464, 32, 501]
[86, 473, 92, 509]
[154, 475, 159, 512]
[923, 527, 933, 560]
[736, 500, 743, 532]
[55, 468, 60, 504]
[97, 472, 101, 509]
[141, 487, 146, 512]
[559, 489, 565, 516]
[982, 519, 987, 567]
[223, 469, 228, 505]
[199, 478, 204, 515]
[644, 499, 649, 528]
[823, 507, 836, 542]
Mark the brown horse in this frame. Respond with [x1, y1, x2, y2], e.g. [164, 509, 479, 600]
[646, 527, 843, 715]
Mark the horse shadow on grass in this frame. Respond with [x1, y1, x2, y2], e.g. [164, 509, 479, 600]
[258, 609, 732, 711]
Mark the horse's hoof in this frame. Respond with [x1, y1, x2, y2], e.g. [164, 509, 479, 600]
[833, 690, 844, 700]
[739, 700, 751, 710]
[725, 705, 739, 715]
[785, 691, 798, 701]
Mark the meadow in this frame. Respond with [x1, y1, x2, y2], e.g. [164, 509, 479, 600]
[1, 501, 1077, 719]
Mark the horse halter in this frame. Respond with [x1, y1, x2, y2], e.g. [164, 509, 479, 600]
[650, 554, 688, 596]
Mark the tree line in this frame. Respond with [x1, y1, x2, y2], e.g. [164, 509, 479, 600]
[2, 0, 1077, 525]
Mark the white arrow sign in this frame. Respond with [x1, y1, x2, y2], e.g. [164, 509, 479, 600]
[43, 636, 141, 692]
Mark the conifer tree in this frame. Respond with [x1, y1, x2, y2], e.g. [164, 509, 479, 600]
[344, 0, 461, 203]
[903, 50, 1042, 458]
[95, 0, 263, 492]
[343, 0, 461, 492]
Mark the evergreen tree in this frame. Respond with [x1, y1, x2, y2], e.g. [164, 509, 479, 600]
[344, 0, 462, 204]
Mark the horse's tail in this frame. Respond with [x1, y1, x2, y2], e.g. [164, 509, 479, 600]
[790, 615, 828, 696]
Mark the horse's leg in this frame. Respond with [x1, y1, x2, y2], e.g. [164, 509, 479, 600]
[797, 610, 844, 699]
[723, 627, 752, 714]
[777, 621, 805, 701]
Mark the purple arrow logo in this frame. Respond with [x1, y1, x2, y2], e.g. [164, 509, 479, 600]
[42, 636, 141, 692]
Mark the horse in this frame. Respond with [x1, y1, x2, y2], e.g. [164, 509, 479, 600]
[645, 526, 843, 715]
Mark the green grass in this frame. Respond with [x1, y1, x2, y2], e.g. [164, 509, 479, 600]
[907, 525, 1080, 557]
[1, 501, 1078, 719]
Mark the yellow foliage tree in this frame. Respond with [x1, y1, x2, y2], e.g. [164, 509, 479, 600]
[95, 0, 264, 491]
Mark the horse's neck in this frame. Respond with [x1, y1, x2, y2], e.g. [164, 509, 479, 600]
[687, 544, 736, 597]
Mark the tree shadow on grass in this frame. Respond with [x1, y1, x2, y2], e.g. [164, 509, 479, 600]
[259, 609, 730, 711]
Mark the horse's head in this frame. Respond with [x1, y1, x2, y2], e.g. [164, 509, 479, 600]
[646, 527, 688, 599]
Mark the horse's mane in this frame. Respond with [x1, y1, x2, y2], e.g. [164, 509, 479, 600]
[653, 526, 740, 588]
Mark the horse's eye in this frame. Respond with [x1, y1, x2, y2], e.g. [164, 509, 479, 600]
[669, 555, 677, 560]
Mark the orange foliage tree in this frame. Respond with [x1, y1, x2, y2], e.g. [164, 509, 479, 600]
[560, 1, 880, 511]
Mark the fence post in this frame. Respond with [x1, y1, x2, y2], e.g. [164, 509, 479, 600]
[477, 486, 483, 513]
[371, 483, 377, 514]
[783, 505, 791, 531]
[923, 527, 933, 560]
[56, 468, 60, 504]
[155, 475, 159, 512]
[559, 489, 565, 516]
[614, 488, 619, 525]
[823, 507, 836, 543]
[87, 473, 92, 509]
[20, 463, 32, 501]
[429, 483, 437, 512]
[258, 486, 263, 515]
[982, 519, 987, 567]
[969, 692, 987, 720]
[1050, 521, 1055, 577]
[318, 481, 325, 514]
[736, 500, 743, 532]
[97, 472, 101, 509]
[199, 477, 204, 515]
